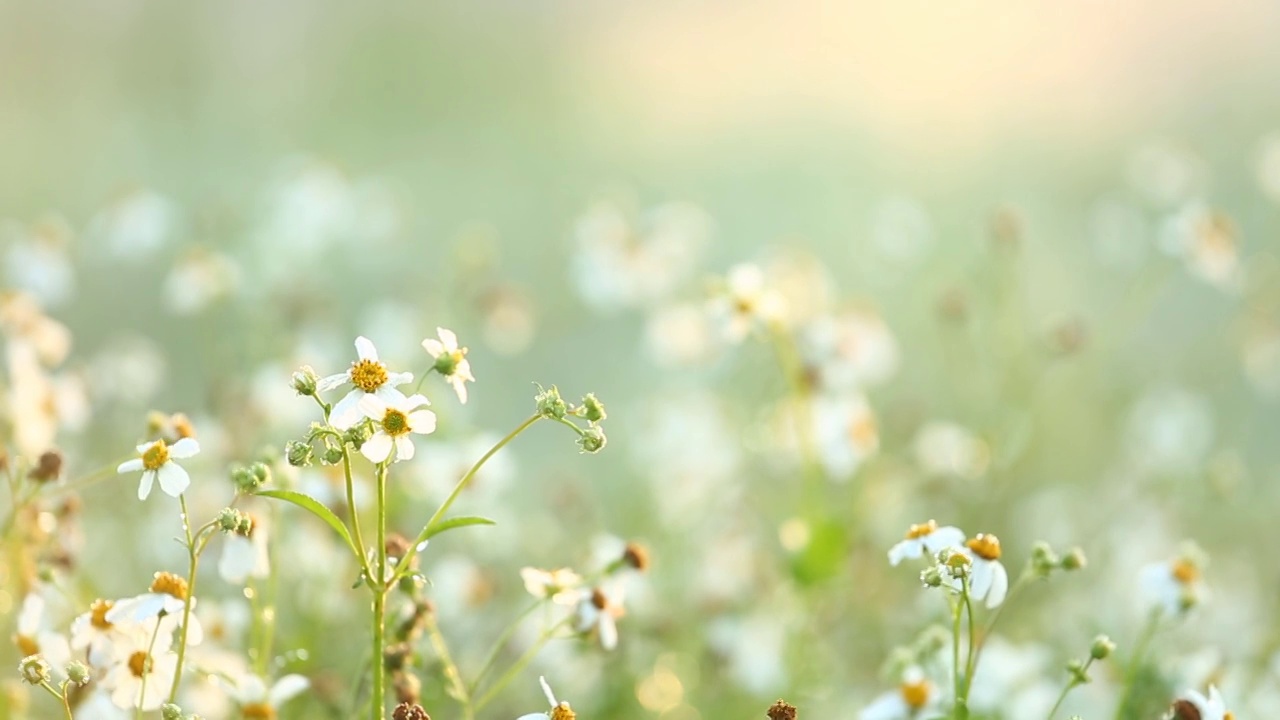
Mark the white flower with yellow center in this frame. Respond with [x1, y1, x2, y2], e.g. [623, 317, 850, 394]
[888, 520, 966, 566]
[517, 676, 575, 720]
[317, 336, 413, 430]
[223, 671, 310, 719]
[107, 572, 203, 647]
[520, 567, 584, 605]
[101, 630, 178, 711]
[709, 263, 787, 343]
[422, 327, 475, 404]
[574, 586, 625, 651]
[13, 594, 71, 675]
[957, 534, 1009, 608]
[358, 393, 436, 463]
[117, 437, 199, 501]
[1170, 685, 1233, 720]
[860, 666, 940, 720]
[218, 515, 271, 585]
[72, 598, 149, 669]
[1141, 552, 1208, 616]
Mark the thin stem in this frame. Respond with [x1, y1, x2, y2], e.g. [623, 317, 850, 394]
[138, 616, 164, 719]
[469, 599, 544, 694]
[393, 414, 541, 580]
[169, 494, 201, 703]
[1113, 609, 1162, 720]
[343, 447, 375, 584]
[38, 680, 72, 720]
[411, 366, 435, 394]
[473, 616, 572, 712]
[370, 461, 389, 720]
[1046, 657, 1094, 720]
[424, 612, 472, 718]
[951, 590, 964, 716]
[962, 589, 977, 700]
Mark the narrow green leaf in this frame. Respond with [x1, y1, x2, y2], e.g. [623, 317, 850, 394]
[422, 515, 497, 542]
[255, 489, 361, 562]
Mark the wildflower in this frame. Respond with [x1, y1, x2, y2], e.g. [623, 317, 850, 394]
[107, 572, 204, 646]
[767, 700, 798, 720]
[357, 393, 437, 463]
[1169, 685, 1233, 720]
[520, 567, 583, 604]
[709, 263, 786, 343]
[316, 336, 413, 430]
[804, 309, 900, 390]
[1160, 202, 1239, 290]
[860, 666, 940, 720]
[12, 594, 71, 673]
[223, 672, 310, 718]
[574, 586, 625, 651]
[100, 630, 178, 711]
[888, 521, 966, 566]
[1141, 547, 1208, 615]
[117, 437, 200, 501]
[914, 422, 990, 480]
[18, 655, 50, 686]
[71, 598, 148, 668]
[957, 534, 1010, 608]
[516, 676, 575, 720]
[422, 327, 475, 403]
[813, 394, 880, 479]
[217, 515, 271, 585]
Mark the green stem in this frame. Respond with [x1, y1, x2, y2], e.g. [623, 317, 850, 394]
[473, 616, 572, 712]
[469, 599, 544, 695]
[138, 616, 164, 719]
[951, 590, 964, 716]
[393, 414, 541, 580]
[1046, 657, 1094, 720]
[38, 680, 72, 719]
[424, 612, 472, 719]
[370, 461, 389, 720]
[1113, 609, 1162, 720]
[169, 494, 201, 703]
[343, 447, 375, 584]
[962, 589, 977, 700]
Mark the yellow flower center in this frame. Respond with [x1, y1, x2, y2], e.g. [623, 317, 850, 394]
[150, 571, 189, 600]
[350, 359, 389, 393]
[848, 414, 878, 449]
[128, 651, 152, 678]
[591, 588, 609, 610]
[15, 634, 38, 656]
[242, 702, 276, 719]
[1224, 713, 1235, 720]
[966, 534, 1002, 561]
[142, 440, 170, 471]
[381, 408, 411, 437]
[905, 520, 938, 540]
[90, 599, 115, 629]
[1171, 558, 1199, 585]
[900, 679, 931, 709]
[550, 703, 576, 720]
[734, 296, 757, 315]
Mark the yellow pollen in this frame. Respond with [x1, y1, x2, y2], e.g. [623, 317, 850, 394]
[900, 679, 930, 709]
[241, 702, 276, 719]
[1224, 712, 1235, 720]
[966, 534, 1002, 561]
[906, 520, 938, 540]
[127, 651, 152, 678]
[141, 440, 170, 471]
[15, 634, 39, 656]
[90, 599, 115, 629]
[349, 359, 389, 393]
[1171, 559, 1199, 585]
[550, 703, 576, 720]
[150, 571, 189, 600]
[734, 296, 756, 314]
[381, 408, 411, 437]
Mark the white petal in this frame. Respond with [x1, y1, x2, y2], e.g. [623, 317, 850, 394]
[354, 336, 378, 361]
[515, 715, 547, 720]
[408, 410, 437, 435]
[384, 371, 413, 388]
[985, 561, 1009, 608]
[450, 376, 469, 404]
[968, 559, 993, 601]
[923, 526, 967, 552]
[268, 674, 310, 705]
[361, 433, 393, 464]
[156, 463, 191, 497]
[538, 676, 558, 707]
[358, 393, 388, 420]
[17, 595, 43, 634]
[394, 436, 416, 462]
[168, 437, 200, 459]
[860, 691, 908, 720]
[887, 539, 921, 566]
[598, 614, 618, 651]
[136, 441, 158, 453]
[183, 613, 204, 646]
[437, 327, 459, 350]
[316, 371, 350, 392]
[401, 393, 430, 409]
[137, 471, 156, 500]
[422, 338, 445, 358]
[329, 390, 364, 430]
[118, 458, 145, 474]
[218, 536, 257, 584]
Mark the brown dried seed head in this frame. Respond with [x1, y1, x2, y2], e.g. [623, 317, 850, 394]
[767, 699, 797, 720]
[29, 450, 63, 483]
[392, 702, 430, 720]
[622, 542, 651, 572]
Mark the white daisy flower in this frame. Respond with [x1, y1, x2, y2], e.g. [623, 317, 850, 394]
[1141, 550, 1208, 616]
[1160, 202, 1239, 291]
[106, 572, 203, 647]
[574, 586, 625, 651]
[117, 437, 200, 501]
[72, 599, 151, 669]
[804, 309, 900, 390]
[217, 515, 271, 585]
[316, 336, 413, 430]
[860, 666, 941, 720]
[223, 671, 310, 717]
[100, 630, 178, 711]
[956, 534, 1010, 609]
[813, 394, 880, 480]
[516, 676, 575, 720]
[13, 594, 71, 675]
[422, 327, 475, 404]
[1171, 685, 1233, 720]
[709, 263, 787, 343]
[888, 520, 966, 566]
[520, 567, 584, 605]
[358, 393, 437, 464]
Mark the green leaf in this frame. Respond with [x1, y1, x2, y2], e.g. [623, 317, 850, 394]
[421, 515, 496, 542]
[255, 489, 361, 562]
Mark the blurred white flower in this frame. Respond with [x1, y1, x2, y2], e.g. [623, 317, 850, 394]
[117, 437, 199, 501]
[868, 196, 935, 275]
[1141, 547, 1208, 616]
[709, 263, 786, 343]
[574, 586, 625, 651]
[13, 594, 72, 675]
[223, 671, 310, 717]
[107, 573, 203, 647]
[481, 285, 537, 356]
[707, 612, 788, 694]
[72, 599, 150, 669]
[860, 666, 941, 720]
[100, 629, 178, 711]
[1126, 388, 1214, 476]
[813, 394, 880, 480]
[957, 534, 1009, 608]
[357, 392, 436, 463]
[645, 302, 717, 367]
[1242, 326, 1280, 397]
[162, 248, 241, 315]
[218, 516, 271, 585]
[0, 291, 72, 365]
[967, 638, 1055, 719]
[804, 309, 899, 390]
[87, 189, 178, 258]
[422, 327, 475, 404]
[914, 421, 990, 480]
[316, 336, 413, 430]
[1172, 685, 1232, 720]
[516, 676, 574, 720]
[888, 520, 965, 566]
[2, 218, 75, 306]
[520, 567, 583, 605]
[1160, 202, 1240, 291]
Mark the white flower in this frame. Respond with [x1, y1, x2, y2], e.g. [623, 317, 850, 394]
[100, 630, 178, 711]
[422, 327, 475, 403]
[914, 422, 990, 480]
[72, 599, 151, 669]
[1141, 551, 1208, 616]
[14, 594, 71, 674]
[224, 672, 310, 716]
[861, 666, 941, 720]
[516, 676, 575, 720]
[107, 573, 203, 647]
[956, 534, 1010, 609]
[813, 394, 880, 480]
[520, 567, 584, 605]
[804, 309, 899, 390]
[358, 393, 436, 463]
[888, 520, 966, 566]
[316, 336, 413, 430]
[217, 516, 271, 585]
[116, 437, 200, 500]
[709, 263, 786, 343]
[574, 586, 625, 651]
[1160, 202, 1239, 290]
[1173, 685, 1232, 720]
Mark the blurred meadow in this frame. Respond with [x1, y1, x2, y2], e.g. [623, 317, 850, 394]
[3, 2, 1280, 719]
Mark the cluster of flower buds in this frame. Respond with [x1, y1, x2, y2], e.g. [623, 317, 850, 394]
[534, 384, 609, 454]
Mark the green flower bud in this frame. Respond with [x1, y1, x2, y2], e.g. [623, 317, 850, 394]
[161, 703, 184, 720]
[578, 393, 607, 423]
[920, 566, 944, 587]
[291, 366, 319, 397]
[230, 464, 256, 491]
[18, 655, 50, 685]
[1031, 541, 1059, 577]
[217, 507, 242, 532]
[432, 350, 460, 377]
[535, 384, 567, 420]
[1066, 658, 1090, 685]
[578, 425, 607, 454]
[323, 444, 345, 465]
[1089, 635, 1115, 660]
[1060, 547, 1087, 571]
[286, 440, 314, 468]
[345, 423, 372, 450]
[249, 461, 272, 487]
[65, 660, 90, 686]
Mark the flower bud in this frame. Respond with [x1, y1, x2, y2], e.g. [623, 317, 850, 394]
[535, 384, 567, 420]
[1060, 547, 1087, 571]
[217, 507, 242, 532]
[578, 393, 607, 423]
[65, 660, 90, 687]
[322, 443, 344, 466]
[230, 464, 256, 491]
[1066, 658, 1090, 685]
[18, 655, 49, 685]
[29, 450, 63, 483]
[1089, 635, 1115, 660]
[578, 425, 607, 454]
[345, 423, 372, 450]
[249, 461, 272, 488]
[291, 366, 320, 396]
[920, 566, 944, 587]
[286, 440, 314, 468]
[161, 704, 184, 720]
[622, 542, 650, 572]
[1031, 541, 1059, 577]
